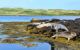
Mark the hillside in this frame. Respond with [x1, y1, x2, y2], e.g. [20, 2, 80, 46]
[0, 8, 80, 16]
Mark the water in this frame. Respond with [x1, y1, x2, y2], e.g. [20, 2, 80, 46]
[0, 34, 51, 50]
[0, 16, 80, 22]
[0, 42, 51, 50]
[0, 34, 9, 38]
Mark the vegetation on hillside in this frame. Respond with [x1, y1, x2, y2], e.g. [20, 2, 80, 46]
[0, 8, 80, 15]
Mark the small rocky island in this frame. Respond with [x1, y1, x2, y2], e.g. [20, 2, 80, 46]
[0, 18, 80, 50]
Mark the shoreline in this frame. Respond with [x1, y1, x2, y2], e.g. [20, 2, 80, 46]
[0, 15, 80, 16]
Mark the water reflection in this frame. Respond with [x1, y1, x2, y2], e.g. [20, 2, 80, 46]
[0, 42, 51, 50]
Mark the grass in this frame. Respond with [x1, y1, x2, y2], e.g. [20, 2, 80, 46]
[0, 8, 80, 16]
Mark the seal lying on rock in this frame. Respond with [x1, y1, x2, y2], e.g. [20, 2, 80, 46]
[52, 32, 77, 41]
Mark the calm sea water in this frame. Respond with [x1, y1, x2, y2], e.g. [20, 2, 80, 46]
[0, 16, 80, 22]
[0, 42, 51, 50]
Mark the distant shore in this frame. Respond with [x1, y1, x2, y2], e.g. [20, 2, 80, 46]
[0, 8, 80, 16]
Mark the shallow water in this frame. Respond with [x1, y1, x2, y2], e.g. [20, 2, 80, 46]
[0, 42, 51, 50]
[0, 35, 9, 38]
